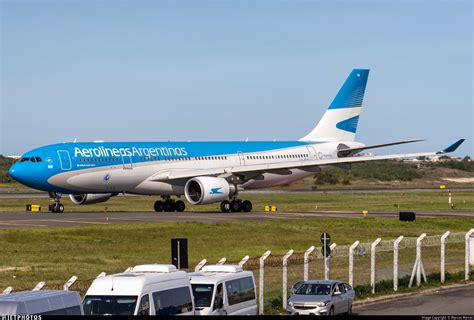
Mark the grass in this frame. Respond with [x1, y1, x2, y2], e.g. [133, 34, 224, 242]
[1, 190, 473, 213]
[1, 217, 473, 294]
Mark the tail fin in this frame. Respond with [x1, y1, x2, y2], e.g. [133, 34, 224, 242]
[300, 69, 370, 142]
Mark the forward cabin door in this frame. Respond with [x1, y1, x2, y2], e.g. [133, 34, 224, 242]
[57, 150, 72, 170]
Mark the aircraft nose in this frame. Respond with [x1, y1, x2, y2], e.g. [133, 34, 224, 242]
[8, 164, 20, 181]
[8, 163, 30, 184]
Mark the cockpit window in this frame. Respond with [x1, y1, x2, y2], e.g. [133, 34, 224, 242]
[19, 157, 42, 163]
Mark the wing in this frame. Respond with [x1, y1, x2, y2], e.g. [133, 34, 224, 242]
[149, 139, 465, 182]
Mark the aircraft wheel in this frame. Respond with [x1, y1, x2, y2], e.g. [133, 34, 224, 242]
[230, 200, 241, 212]
[52, 203, 64, 213]
[163, 200, 175, 212]
[154, 200, 164, 212]
[220, 200, 230, 213]
[242, 200, 252, 212]
[175, 200, 185, 212]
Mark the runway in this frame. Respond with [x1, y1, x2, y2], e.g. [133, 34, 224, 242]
[1, 188, 474, 199]
[0, 210, 473, 229]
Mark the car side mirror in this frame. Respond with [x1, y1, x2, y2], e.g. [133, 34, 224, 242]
[290, 288, 296, 295]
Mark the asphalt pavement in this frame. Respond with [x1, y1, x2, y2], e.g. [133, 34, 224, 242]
[354, 284, 474, 315]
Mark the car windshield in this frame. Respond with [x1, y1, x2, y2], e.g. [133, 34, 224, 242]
[295, 283, 332, 296]
[83, 295, 138, 315]
[191, 284, 214, 308]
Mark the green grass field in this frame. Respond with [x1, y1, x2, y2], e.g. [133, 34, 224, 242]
[1, 190, 473, 213]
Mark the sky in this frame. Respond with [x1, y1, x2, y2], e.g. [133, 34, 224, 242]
[1, 0, 472, 157]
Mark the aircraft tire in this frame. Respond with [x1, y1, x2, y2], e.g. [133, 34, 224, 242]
[175, 200, 185, 212]
[163, 200, 175, 212]
[154, 200, 164, 212]
[230, 200, 241, 212]
[242, 200, 252, 212]
[220, 200, 230, 213]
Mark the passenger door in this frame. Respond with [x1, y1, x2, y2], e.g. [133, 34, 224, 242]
[137, 294, 150, 315]
[122, 153, 133, 170]
[57, 150, 72, 170]
[213, 283, 226, 315]
[332, 283, 345, 314]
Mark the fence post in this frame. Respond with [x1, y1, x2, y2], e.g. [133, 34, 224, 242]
[370, 238, 382, 294]
[194, 259, 207, 272]
[239, 256, 250, 268]
[217, 257, 227, 265]
[409, 233, 427, 287]
[303, 246, 315, 281]
[32, 282, 45, 291]
[2, 287, 12, 295]
[393, 236, 404, 292]
[282, 249, 294, 310]
[259, 250, 271, 315]
[349, 241, 360, 287]
[465, 229, 474, 280]
[440, 231, 450, 284]
[96, 272, 106, 279]
[325, 243, 337, 280]
[63, 276, 77, 291]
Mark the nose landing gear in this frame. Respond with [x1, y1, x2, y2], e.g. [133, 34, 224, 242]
[48, 192, 64, 213]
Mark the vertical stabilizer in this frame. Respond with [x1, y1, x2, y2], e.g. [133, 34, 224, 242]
[300, 69, 369, 142]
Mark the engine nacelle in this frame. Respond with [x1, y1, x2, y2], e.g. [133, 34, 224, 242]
[184, 177, 236, 205]
[69, 193, 113, 205]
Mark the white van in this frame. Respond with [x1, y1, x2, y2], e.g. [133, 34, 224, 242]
[0, 290, 84, 315]
[83, 264, 194, 316]
[189, 265, 257, 315]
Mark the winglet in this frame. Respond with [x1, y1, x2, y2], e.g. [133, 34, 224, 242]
[441, 139, 465, 153]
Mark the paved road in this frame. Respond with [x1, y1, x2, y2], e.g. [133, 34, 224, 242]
[354, 284, 474, 315]
[0, 210, 473, 229]
[1, 188, 473, 199]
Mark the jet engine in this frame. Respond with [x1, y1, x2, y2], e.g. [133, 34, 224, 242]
[184, 177, 236, 205]
[69, 193, 114, 205]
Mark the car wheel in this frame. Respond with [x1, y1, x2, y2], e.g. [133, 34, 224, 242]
[329, 307, 335, 316]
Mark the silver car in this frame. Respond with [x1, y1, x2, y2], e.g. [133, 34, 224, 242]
[287, 280, 355, 316]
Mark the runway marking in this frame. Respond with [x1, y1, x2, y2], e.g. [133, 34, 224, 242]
[0, 221, 49, 227]
[38, 219, 111, 225]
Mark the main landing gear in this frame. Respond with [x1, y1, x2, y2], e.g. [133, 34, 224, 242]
[154, 197, 185, 212]
[48, 192, 64, 213]
[220, 199, 253, 213]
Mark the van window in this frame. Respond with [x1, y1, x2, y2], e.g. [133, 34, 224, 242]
[152, 287, 193, 315]
[83, 295, 137, 315]
[191, 284, 214, 309]
[225, 277, 255, 305]
[137, 295, 150, 315]
[40, 305, 83, 315]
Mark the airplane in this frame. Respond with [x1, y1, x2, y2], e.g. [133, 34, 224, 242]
[8, 69, 465, 213]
